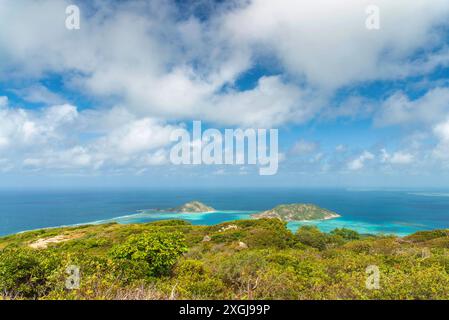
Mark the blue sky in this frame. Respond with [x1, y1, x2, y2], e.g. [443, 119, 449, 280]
[1, 0, 449, 188]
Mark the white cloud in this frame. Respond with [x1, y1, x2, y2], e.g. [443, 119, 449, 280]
[375, 88, 449, 126]
[291, 139, 319, 155]
[1, 0, 449, 128]
[0, 96, 8, 108]
[141, 149, 168, 166]
[1, 1, 449, 178]
[205, 76, 314, 127]
[433, 118, 449, 160]
[0, 102, 78, 150]
[381, 149, 414, 164]
[12, 84, 65, 105]
[100, 118, 177, 155]
[0, 0, 255, 125]
[0, 98, 178, 172]
[222, 0, 449, 89]
[390, 152, 414, 164]
[347, 151, 375, 170]
[435, 121, 449, 141]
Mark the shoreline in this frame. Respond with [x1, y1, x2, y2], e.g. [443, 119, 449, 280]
[1, 209, 252, 238]
[1, 211, 426, 239]
[0, 205, 438, 239]
[289, 214, 341, 222]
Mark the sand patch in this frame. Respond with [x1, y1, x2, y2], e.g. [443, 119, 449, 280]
[29, 233, 82, 249]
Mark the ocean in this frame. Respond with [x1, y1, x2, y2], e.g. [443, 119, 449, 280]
[1, 188, 449, 237]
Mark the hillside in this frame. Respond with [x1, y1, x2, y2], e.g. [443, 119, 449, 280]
[252, 204, 340, 221]
[1, 219, 449, 300]
[170, 201, 215, 213]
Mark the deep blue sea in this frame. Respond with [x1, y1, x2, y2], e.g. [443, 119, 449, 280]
[1, 188, 449, 237]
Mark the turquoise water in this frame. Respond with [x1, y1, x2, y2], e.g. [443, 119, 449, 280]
[89, 210, 426, 237]
[90, 210, 256, 227]
[1, 188, 449, 236]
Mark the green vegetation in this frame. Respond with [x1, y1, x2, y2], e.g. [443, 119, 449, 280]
[110, 232, 187, 277]
[252, 204, 340, 221]
[1, 219, 449, 300]
[170, 201, 215, 213]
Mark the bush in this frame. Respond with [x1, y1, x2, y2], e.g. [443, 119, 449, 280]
[215, 250, 268, 298]
[110, 232, 188, 277]
[405, 229, 449, 243]
[331, 228, 360, 241]
[243, 219, 298, 249]
[0, 248, 61, 299]
[296, 226, 340, 250]
[4, 221, 449, 300]
[169, 259, 226, 299]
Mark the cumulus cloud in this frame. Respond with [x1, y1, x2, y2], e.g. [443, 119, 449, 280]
[205, 76, 315, 127]
[381, 149, 414, 165]
[1, 0, 449, 127]
[1, 0, 449, 176]
[0, 0, 256, 124]
[0, 102, 78, 150]
[222, 0, 449, 89]
[347, 151, 375, 170]
[0, 99, 179, 172]
[23, 146, 95, 170]
[375, 88, 449, 127]
[12, 84, 65, 105]
[99, 118, 177, 155]
[433, 118, 449, 160]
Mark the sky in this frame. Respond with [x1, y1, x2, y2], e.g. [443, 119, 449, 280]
[1, 0, 449, 188]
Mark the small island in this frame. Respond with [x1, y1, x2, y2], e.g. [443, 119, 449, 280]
[252, 203, 340, 221]
[169, 201, 215, 213]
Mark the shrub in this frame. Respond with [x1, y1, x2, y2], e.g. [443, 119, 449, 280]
[110, 232, 188, 277]
[0, 248, 61, 299]
[243, 219, 298, 249]
[170, 259, 226, 299]
[331, 228, 360, 241]
[147, 220, 192, 227]
[404, 229, 449, 243]
[296, 226, 339, 250]
[215, 250, 269, 298]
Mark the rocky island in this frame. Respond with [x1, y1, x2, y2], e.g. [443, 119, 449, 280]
[252, 203, 340, 221]
[169, 201, 215, 213]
